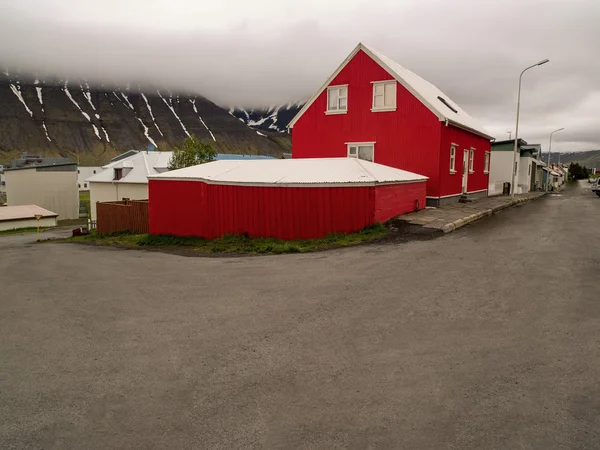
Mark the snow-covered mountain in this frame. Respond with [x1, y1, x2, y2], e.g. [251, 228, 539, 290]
[230, 102, 305, 133]
[0, 70, 291, 164]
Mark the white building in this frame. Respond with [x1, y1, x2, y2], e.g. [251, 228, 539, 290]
[489, 139, 546, 195]
[4, 163, 79, 220]
[87, 151, 173, 221]
[77, 166, 102, 191]
[0, 205, 58, 231]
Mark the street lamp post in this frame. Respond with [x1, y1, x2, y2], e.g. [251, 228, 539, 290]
[510, 58, 550, 199]
[546, 127, 564, 190]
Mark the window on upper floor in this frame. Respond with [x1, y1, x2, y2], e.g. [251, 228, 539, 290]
[372, 81, 397, 112]
[469, 148, 475, 173]
[484, 152, 490, 173]
[347, 143, 374, 162]
[114, 168, 123, 180]
[326, 86, 348, 114]
[450, 144, 457, 173]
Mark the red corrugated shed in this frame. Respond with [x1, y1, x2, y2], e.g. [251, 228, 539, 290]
[149, 158, 427, 240]
[289, 42, 493, 205]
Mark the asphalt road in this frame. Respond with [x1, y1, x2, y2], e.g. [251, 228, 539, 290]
[1, 182, 599, 449]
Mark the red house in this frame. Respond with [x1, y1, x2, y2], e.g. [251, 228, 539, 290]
[289, 43, 494, 206]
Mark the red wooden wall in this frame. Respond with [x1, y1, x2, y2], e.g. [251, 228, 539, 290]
[292, 49, 443, 196]
[374, 182, 426, 223]
[149, 179, 427, 240]
[438, 124, 491, 197]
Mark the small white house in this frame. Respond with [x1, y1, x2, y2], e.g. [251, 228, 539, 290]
[490, 139, 545, 195]
[0, 205, 58, 231]
[87, 151, 173, 221]
[77, 166, 102, 191]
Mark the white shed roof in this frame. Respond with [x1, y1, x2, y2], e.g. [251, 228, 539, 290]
[86, 151, 173, 184]
[288, 42, 492, 139]
[150, 158, 427, 187]
[0, 205, 58, 221]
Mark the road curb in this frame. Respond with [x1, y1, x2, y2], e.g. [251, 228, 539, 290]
[440, 194, 546, 233]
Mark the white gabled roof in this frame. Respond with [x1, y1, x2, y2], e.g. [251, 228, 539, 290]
[288, 42, 492, 139]
[149, 158, 427, 187]
[0, 205, 58, 221]
[86, 151, 173, 184]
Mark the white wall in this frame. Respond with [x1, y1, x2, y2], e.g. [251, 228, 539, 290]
[518, 156, 533, 193]
[89, 182, 149, 220]
[77, 166, 102, 191]
[489, 151, 517, 187]
[0, 216, 57, 231]
[5, 167, 79, 220]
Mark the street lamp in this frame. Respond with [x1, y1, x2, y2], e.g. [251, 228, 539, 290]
[547, 127, 564, 166]
[546, 127, 564, 191]
[510, 58, 550, 199]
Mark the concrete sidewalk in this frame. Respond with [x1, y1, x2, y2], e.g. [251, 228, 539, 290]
[395, 192, 546, 233]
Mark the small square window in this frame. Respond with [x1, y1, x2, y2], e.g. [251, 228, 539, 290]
[372, 81, 396, 111]
[326, 86, 348, 114]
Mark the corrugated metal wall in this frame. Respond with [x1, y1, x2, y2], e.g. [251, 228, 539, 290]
[373, 182, 427, 222]
[292, 49, 442, 196]
[149, 179, 384, 239]
[96, 200, 149, 234]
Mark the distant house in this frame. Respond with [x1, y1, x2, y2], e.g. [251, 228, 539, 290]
[77, 166, 102, 191]
[0, 205, 58, 231]
[489, 139, 546, 195]
[3, 163, 79, 220]
[87, 151, 276, 220]
[288, 42, 494, 206]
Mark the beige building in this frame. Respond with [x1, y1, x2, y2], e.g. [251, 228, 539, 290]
[87, 151, 172, 221]
[0, 205, 58, 231]
[4, 163, 79, 220]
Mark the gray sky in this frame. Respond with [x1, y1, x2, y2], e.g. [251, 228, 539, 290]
[0, 0, 598, 151]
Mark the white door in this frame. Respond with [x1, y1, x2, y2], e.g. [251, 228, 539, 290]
[462, 150, 469, 194]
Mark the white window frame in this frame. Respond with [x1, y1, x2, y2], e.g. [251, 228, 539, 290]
[450, 144, 457, 174]
[484, 151, 490, 174]
[326, 85, 348, 115]
[346, 142, 375, 162]
[371, 81, 397, 112]
[469, 148, 475, 173]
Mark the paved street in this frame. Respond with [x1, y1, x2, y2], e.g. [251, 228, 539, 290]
[1, 182, 599, 449]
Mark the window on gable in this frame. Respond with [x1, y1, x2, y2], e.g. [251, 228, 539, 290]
[326, 86, 348, 114]
[450, 144, 457, 173]
[347, 143, 374, 162]
[114, 168, 123, 180]
[484, 152, 490, 173]
[469, 148, 475, 173]
[372, 81, 396, 111]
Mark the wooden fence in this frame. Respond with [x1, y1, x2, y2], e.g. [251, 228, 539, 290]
[96, 200, 149, 235]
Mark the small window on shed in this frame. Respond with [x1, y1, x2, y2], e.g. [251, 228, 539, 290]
[347, 143, 374, 162]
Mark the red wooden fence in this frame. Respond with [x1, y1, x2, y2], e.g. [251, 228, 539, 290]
[96, 200, 149, 235]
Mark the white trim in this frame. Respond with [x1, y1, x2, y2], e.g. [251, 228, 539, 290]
[468, 148, 475, 174]
[347, 142, 375, 162]
[449, 170, 457, 175]
[325, 110, 347, 116]
[370, 107, 396, 113]
[344, 141, 376, 145]
[484, 151, 490, 174]
[466, 188, 488, 194]
[449, 143, 457, 173]
[287, 42, 494, 140]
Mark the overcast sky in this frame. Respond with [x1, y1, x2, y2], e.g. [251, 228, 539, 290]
[0, 0, 598, 151]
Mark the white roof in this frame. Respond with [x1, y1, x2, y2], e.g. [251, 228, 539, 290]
[0, 205, 58, 221]
[150, 158, 427, 187]
[288, 42, 492, 139]
[86, 151, 172, 184]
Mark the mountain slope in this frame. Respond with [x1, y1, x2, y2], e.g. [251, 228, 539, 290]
[0, 73, 291, 165]
[545, 151, 600, 168]
[230, 103, 304, 133]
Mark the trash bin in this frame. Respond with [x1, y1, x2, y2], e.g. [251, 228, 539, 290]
[502, 182, 511, 195]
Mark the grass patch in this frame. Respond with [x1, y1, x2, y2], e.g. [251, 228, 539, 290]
[0, 227, 55, 236]
[68, 223, 390, 255]
[79, 191, 90, 203]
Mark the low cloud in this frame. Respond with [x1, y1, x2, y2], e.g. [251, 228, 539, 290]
[0, 0, 598, 151]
